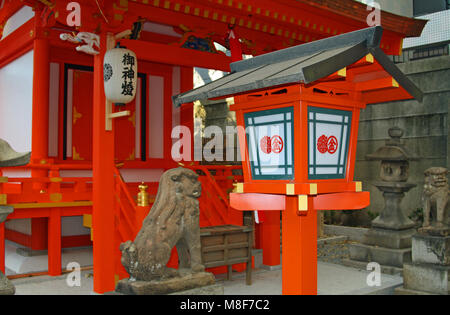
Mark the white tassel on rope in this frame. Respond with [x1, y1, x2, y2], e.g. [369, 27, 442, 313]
[254, 211, 260, 224]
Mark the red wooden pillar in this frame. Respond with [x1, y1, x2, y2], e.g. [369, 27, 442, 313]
[92, 32, 116, 294]
[31, 34, 50, 251]
[0, 222, 5, 273]
[48, 208, 61, 276]
[254, 223, 263, 249]
[261, 210, 281, 267]
[282, 196, 317, 295]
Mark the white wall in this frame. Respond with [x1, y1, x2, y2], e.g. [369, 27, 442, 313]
[61, 217, 91, 236]
[48, 63, 60, 157]
[148, 75, 165, 159]
[0, 50, 34, 153]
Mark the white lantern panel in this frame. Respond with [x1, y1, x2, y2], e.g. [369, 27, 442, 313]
[315, 122, 342, 165]
[308, 107, 352, 179]
[104, 48, 138, 104]
[245, 107, 294, 180]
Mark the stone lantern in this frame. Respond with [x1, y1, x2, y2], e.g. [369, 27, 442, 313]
[366, 127, 418, 230]
[347, 127, 419, 273]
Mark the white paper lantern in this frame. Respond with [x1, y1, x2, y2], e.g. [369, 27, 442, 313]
[103, 48, 138, 104]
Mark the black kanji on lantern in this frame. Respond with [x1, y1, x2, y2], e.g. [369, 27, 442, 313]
[122, 81, 134, 96]
[121, 52, 136, 97]
[122, 53, 135, 67]
[122, 67, 135, 80]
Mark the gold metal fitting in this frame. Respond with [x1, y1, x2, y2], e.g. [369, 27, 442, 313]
[232, 183, 244, 193]
[137, 182, 149, 207]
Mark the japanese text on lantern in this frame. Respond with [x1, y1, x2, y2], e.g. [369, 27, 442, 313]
[122, 53, 135, 96]
[260, 136, 284, 154]
[317, 135, 338, 154]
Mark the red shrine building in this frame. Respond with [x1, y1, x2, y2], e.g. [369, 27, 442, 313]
[0, 0, 425, 294]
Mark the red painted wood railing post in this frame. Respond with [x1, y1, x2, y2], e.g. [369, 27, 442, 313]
[0, 222, 5, 273]
[92, 32, 116, 294]
[30, 23, 50, 252]
[48, 208, 61, 276]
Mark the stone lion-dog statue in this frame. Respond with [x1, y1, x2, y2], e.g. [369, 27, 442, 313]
[422, 167, 449, 230]
[120, 168, 204, 281]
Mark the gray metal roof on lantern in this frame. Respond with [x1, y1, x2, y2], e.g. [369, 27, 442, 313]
[173, 26, 423, 107]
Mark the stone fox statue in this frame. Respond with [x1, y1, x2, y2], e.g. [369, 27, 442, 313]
[422, 167, 449, 229]
[120, 168, 204, 281]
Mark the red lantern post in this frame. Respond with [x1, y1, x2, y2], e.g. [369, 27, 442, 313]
[173, 26, 423, 295]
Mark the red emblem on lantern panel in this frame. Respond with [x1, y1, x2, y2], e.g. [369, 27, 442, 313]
[317, 135, 338, 154]
[260, 136, 271, 154]
[271, 136, 284, 154]
[317, 135, 328, 154]
[327, 136, 338, 154]
[260, 136, 284, 154]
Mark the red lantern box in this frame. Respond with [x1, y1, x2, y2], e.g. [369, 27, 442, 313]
[173, 26, 423, 295]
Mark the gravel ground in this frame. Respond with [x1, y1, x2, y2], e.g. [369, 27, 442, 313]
[317, 238, 353, 265]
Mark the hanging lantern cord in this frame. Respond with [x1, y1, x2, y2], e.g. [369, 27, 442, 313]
[95, 0, 110, 24]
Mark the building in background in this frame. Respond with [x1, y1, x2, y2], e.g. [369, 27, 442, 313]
[353, 1, 450, 225]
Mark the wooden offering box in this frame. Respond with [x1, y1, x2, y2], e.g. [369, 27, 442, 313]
[200, 225, 253, 285]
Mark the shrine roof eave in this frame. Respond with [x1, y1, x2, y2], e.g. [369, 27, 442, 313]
[172, 26, 423, 107]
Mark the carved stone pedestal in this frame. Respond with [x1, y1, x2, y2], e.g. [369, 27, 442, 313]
[0, 206, 14, 295]
[344, 128, 419, 274]
[346, 184, 417, 274]
[0, 272, 14, 295]
[115, 271, 218, 295]
[395, 232, 450, 295]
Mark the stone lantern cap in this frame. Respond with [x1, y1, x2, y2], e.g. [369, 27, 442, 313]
[365, 127, 419, 162]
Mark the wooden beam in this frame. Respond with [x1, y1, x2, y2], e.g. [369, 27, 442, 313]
[9, 201, 93, 209]
[127, 1, 296, 54]
[0, 1, 26, 32]
[230, 193, 285, 211]
[355, 76, 399, 92]
[362, 86, 414, 105]
[313, 192, 370, 210]
[0, 18, 34, 68]
[192, 0, 331, 40]
[348, 53, 374, 70]
[120, 39, 232, 72]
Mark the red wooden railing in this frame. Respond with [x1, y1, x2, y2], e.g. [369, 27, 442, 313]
[187, 164, 243, 227]
[0, 166, 93, 275]
[0, 171, 92, 206]
[0, 163, 243, 277]
[113, 167, 139, 241]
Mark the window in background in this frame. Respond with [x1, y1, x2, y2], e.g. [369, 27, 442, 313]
[414, 0, 447, 16]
